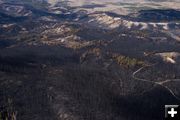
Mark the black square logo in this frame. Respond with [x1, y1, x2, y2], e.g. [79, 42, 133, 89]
[165, 105, 180, 120]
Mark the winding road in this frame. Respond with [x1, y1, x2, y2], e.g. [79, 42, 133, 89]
[132, 64, 180, 101]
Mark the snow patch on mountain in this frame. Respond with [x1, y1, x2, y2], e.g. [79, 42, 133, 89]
[155, 52, 180, 64]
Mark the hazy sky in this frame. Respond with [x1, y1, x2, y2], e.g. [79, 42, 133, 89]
[45, 0, 143, 6]
[45, 0, 180, 5]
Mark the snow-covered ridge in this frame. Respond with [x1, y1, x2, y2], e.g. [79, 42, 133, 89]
[82, 13, 180, 30]
[41, 24, 72, 35]
[1, 23, 15, 28]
